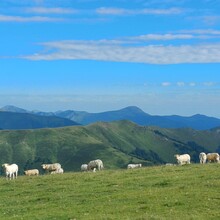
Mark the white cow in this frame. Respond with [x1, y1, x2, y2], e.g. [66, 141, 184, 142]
[127, 163, 142, 169]
[87, 159, 104, 171]
[199, 152, 207, 164]
[165, 163, 175, 166]
[24, 169, 39, 176]
[50, 168, 64, 174]
[41, 163, 61, 172]
[206, 153, 219, 163]
[81, 164, 88, 172]
[2, 163, 18, 180]
[174, 154, 190, 165]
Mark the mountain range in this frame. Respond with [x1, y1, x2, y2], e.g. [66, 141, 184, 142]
[1, 105, 220, 130]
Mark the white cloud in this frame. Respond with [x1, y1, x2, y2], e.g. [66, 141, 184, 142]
[177, 82, 185, 86]
[179, 29, 220, 35]
[203, 82, 216, 86]
[96, 7, 183, 15]
[25, 7, 78, 14]
[22, 39, 220, 64]
[129, 33, 215, 41]
[0, 14, 64, 22]
[189, 82, 196, 86]
[202, 16, 220, 25]
[161, 82, 171, 86]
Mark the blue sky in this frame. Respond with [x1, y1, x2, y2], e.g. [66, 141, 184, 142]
[1, 0, 220, 117]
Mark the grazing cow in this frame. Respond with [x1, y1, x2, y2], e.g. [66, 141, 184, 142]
[165, 163, 175, 166]
[199, 152, 207, 164]
[50, 168, 64, 174]
[127, 163, 142, 169]
[2, 163, 18, 180]
[174, 154, 190, 165]
[87, 159, 104, 171]
[81, 164, 88, 172]
[24, 169, 39, 176]
[206, 153, 219, 163]
[41, 163, 61, 172]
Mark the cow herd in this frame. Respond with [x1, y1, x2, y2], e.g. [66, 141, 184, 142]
[173, 152, 219, 165]
[1, 159, 104, 180]
[1, 152, 220, 180]
[126, 152, 220, 169]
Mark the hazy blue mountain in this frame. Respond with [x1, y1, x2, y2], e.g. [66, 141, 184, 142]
[56, 106, 150, 125]
[55, 106, 220, 130]
[1, 105, 220, 130]
[0, 105, 28, 113]
[0, 111, 79, 130]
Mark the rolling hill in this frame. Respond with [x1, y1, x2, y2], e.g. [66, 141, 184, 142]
[0, 120, 219, 175]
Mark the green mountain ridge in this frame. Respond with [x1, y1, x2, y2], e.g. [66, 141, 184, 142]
[0, 120, 219, 175]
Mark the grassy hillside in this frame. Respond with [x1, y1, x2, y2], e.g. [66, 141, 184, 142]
[0, 164, 219, 220]
[0, 120, 220, 174]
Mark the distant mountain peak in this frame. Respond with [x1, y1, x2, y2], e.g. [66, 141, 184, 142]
[0, 105, 28, 113]
[120, 106, 147, 114]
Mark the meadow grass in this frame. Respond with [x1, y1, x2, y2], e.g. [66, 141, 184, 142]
[0, 164, 219, 220]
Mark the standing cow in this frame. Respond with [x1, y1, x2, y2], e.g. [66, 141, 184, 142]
[206, 153, 219, 163]
[174, 154, 190, 165]
[41, 163, 62, 173]
[87, 159, 104, 171]
[199, 152, 207, 164]
[2, 163, 18, 180]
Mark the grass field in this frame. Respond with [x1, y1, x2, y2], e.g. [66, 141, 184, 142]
[0, 164, 219, 220]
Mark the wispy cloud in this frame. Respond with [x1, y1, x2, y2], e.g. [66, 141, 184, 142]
[203, 82, 216, 86]
[161, 82, 171, 87]
[177, 82, 185, 86]
[25, 7, 78, 14]
[202, 16, 220, 25]
[0, 14, 64, 22]
[128, 33, 217, 41]
[22, 39, 220, 64]
[189, 82, 196, 87]
[162, 81, 219, 88]
[179, 29, 220, 35]
[96, 7, 183, 15]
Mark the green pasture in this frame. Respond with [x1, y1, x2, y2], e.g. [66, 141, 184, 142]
[0, 164, 219, 220]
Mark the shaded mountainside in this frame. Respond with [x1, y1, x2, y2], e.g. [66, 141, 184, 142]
[0, 120, 220, 175]
[0, 111, 79, 130]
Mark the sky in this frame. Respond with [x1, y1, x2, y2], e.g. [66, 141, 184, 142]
[1, 0, 220, 118]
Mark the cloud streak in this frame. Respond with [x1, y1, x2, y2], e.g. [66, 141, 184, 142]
[0, 6, 183, 23]
[23, 38, 220, 64]
[0, 14, 64, 22]
[25, 7, 78, 14]
[96, 7, 183, 15]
